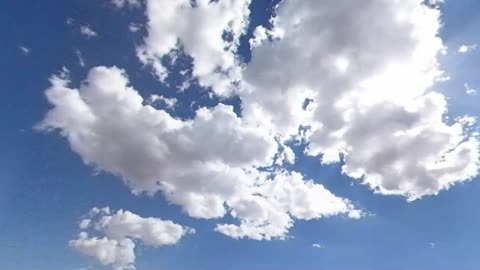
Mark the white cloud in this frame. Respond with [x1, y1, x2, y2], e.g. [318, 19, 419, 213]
[458, 44, 477, 54]
[464, 83, 477, 95]
[137, 0, 251, 95]
[80, 25, 98, 38]
[19, 46, 30, 55]
[39, 66, 361, 240]
[215, 171, 361, 240]
[39, 0, 480, 243]
[241, 0, 480, 200]
[149, 94, 177, 109]
[70, 233, 136, 270]
[312, 243, 324, 249]
[81, 207, 195, 246]
[70, 207, 193, 270]
[111, 0, 140, 8]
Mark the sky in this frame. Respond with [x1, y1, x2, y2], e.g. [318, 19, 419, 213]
[2, 0, 480, 269]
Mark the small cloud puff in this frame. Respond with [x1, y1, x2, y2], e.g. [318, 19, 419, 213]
[19, 46, 30, 55]
[458, 44, 477, 54]
[80, 25, 98, 38]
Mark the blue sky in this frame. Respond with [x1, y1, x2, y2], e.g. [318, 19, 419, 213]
[2, 1, 480, 270]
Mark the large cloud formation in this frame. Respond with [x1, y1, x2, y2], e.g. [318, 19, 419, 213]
[41, 0, 480, 245]
[240, 0, 479, 200]
[39, 67, 360, 241]
[70, 207, 194, 270]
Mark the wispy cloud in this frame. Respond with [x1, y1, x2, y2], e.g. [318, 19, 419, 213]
[75, 49, 85, 67]
[458, 44, 477, 54]
[464, 83, 477, 96]
[19, 46, 30, 55]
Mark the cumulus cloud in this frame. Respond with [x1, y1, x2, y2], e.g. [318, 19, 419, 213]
[70, 233, 136, 270]
[70, 207, 193, 270]
[80, 25, 98, 38]
[137, 0, 251, 95]
[40, 0, 480, 244]
[39, 66, 361, 240]
[312, 243, 324, 249]
[458, 44, 477, 54]
[240, 0, 480, 200]
[215, 171, 361, 240]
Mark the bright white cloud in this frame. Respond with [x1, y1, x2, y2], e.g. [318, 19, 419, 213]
[40, 0, 480, 245]
[70, 207, 193, 270]
[80, 25, 98, 38]
[241, 0, 480, 200]
[70, 232, 136, 270]
[39, 66, 361, 240]
[215, 171, 361, 240]
[137, 0, 251, 95]
[81, 207, 195, 246]
[312, 243, 324, 249]
[458, 44, 477, 54]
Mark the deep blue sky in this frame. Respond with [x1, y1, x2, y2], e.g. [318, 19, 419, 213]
[1, 1, 480, 270]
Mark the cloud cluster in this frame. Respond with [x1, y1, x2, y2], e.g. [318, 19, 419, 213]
[137, 0, 251, 95]
[240, 0, 480, 200]
[41, 0, 480, 247]
[70, 207, 193, 270]
[39, 66, 361, 240]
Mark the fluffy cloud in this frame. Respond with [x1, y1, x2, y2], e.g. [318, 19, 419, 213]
[137, 0, 251, 95]
[70, 233, 136, 270]
[215, 171, 361, 240]
[41, 0, 480, 244]
[241, 0, 480, 200]
[70, 207, 193, 270]
[80, 207, 195, 246]
[39, 66, 361, 239]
